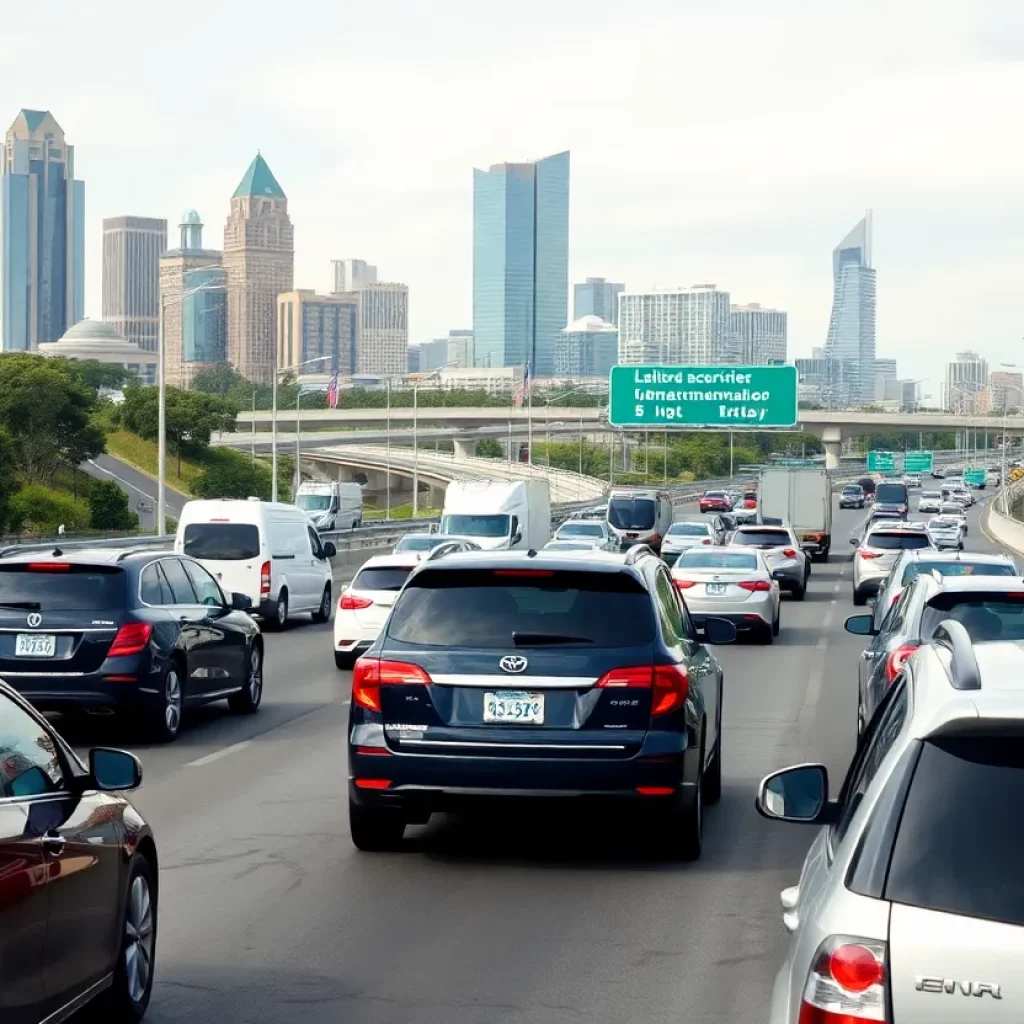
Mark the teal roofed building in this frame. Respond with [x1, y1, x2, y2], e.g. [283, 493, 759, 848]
[232, 153, 286, 199]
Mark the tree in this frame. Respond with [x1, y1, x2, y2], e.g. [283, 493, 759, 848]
[87, 479, 140, 530]
[69, 359, 134, 393]
[190, 362, 246, 396]
[195, 451, 273, 500]
[10, 484, 91, 534]
[0, 429, 17, 533]
[476, 438, 503, 458]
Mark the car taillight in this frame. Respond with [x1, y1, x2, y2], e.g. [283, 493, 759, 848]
[798, 936, 887, 1023]
[596, 666, 653, 688]
[648, 533, 661, 545]
[859, 550, 880, 559]
[351, 658, 432, 712]
[738, 580, 771, 592]
[340, 593, 373, 610]
[885, 643, 918, 683]
[782, 548, 797, 558]
[26, 562, 70, 571]
[259, 561, 271, 596]
[701, 538, 711, 545]
[673, 579, 696, 589]
[107, 622, 153, 657]
[595, 664, 688, 714]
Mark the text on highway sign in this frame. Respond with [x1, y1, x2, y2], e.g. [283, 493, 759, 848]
[867, 451, 896, 472]
[903, 451, 933, 473]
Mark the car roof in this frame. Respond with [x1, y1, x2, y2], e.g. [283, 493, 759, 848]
[405, 548, 639, 576]
[357, 553, 423, 571]
[0, 546, 172, 568]
[676, 544, 759, 556]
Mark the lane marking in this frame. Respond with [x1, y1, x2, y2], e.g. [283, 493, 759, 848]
[822, 608, 834, 629]
[798, 667, 825, 730]
[816, 637, 828, 650]
[87, 459, 156, 501]
[186, 739, 253, 768]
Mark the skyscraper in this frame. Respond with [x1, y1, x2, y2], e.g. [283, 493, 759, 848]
[351, 282, 408, 377]
[331, 258, 377, 295]
[473, 151, 569, 375]
[823, 212, 876, 406]
[556, 315, 618, 379]
[1, 109, 85, 350]
[102, 216, 167, 353]
[574, 277, 623, 325]
[446, 329, 474, 368]
[729, 303, 787, 364]
[223, 153, 294, 383]
[276, 290, 357, 375]
[618, 285, 732, 366]
[873, 357, 897, 402]
[943, 351, 988, 412]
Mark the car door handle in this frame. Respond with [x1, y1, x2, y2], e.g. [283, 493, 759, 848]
[41, 831, 66, 856]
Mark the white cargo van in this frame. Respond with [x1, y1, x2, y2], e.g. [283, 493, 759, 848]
[296, 481, 363, 531]
[440, 479, 551, 550]
[175, 498, 336, 629]
[605, 489, 674, 552]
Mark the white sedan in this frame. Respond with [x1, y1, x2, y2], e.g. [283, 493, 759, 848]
[917, 490, 943, 514]
[551, 518, 618, 550]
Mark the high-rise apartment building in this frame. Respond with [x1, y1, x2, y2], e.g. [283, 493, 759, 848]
[102, 215, 167, 353]
[159, 210, 227, 388]
[729, 303, 787, 364]
[573, 277, 623, 325]
[990, 370, 1024, 412]
[412, 338, 449, 373]
[823, 212, 877, 406]
[618, 285, 732, 366]
[276, 290, 357, 376]
[331, 258, 377, 295]
[944, 351, 989, 412]
[337, 282, 408, 378]
[874, 357, 897, 402]
[473, 151, 569, 375]
[556, 315, 618, 379]
[223, 153, 294, 383]
[446, 329, 474, 368]
[1, 109, 85, 350]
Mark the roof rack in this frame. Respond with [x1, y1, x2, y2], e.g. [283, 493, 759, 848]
[931, 618, 982, 691]
[624, 544, 655, 565]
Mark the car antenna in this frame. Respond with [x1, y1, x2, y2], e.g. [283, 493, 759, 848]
[527, 548, 537, 557]
[52, 547, 63, 556]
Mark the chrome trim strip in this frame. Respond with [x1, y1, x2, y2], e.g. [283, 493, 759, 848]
[0, 627, 115, 634]
[0, 671, 88, 677]
[398, 739, 625, 751]
[39, 971, 113, 1024]
[430, 674, 596, 689]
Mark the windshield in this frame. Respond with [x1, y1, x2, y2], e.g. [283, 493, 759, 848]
[0, 565, 126, 610]
[183, 523, 260, 560]
[667, 523, 709, 537]
[608, 497, 656, 530]
[352, 567, 413, 592]
[733, 529, 791, 547]
[545, 541, 597, 550]
[557, 522, 604, 538]
[842, 487, 862, 495]
[921, 594, 1024, 641]
[865, 532, 931, 550]
[902, 561, 1014, 584]
[441, 514, 510, 539]
[677, 551, 758, 570]
[875, 483, 908, 504]
[921, 491, 941, 498]
[394, 534, 441, 552]
[939, 505, 963, 515]
[928, 518, 960, 531]
[387, 568, 656, 647]
[296, 494, 332, 512]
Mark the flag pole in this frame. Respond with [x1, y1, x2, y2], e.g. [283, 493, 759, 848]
[526, 362, 533, 466]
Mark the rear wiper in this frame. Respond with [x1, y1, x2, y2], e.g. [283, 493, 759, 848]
[0, 601, 41, 610]
[512, 632, 594, 646]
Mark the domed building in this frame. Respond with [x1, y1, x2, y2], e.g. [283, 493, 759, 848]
[38, 319, 157, 384]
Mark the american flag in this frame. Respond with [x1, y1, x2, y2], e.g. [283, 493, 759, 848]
[513, 363, 531, 408]
[326, 373, 340, 409]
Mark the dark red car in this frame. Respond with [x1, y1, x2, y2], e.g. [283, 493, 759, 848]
[742, 490, 758, 509]
[698, 490, 733, 513]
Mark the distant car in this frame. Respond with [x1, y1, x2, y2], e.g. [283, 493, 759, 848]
[393, 533, 481, 557]
[931, 466, 946, 478]
[551, 519, 618, 551]
[856, 476, 876, 498]
[660, 520, 726, 566]
[543, 539, 606, 552]
[698, 490, 733, 513]
[917, 489, 943, 514]
[904, 473, 921, 488]
[839, 485, 865, 509]
[938, 502, 968, 534]
[727, 524, 809, 600]
[850, 523, 935, 605]
[741, 490, 758, 509]
[926, 517, 963, 551]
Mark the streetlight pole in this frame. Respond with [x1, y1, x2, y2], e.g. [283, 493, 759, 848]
[270, 355, 331, 503]
[412, 362, 457, 516]
[385, 380, 392, 520]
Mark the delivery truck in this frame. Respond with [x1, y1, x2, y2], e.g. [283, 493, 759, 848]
[757, 467, 832, 562]
[440, 479, 551, 550]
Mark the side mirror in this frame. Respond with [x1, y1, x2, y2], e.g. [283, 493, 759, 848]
[512, 531, 523, 544]
[703, 617, 737, 644]
[844, 613, 876, 636]
[848, 537, 859, 546]
[89, 748, 143, 792]
[323, 541, 337, 558]
[755, 764, 838, 824]
[231, 592, 252, 611]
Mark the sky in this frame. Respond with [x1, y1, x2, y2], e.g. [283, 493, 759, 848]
[4, 0, 1024, 399]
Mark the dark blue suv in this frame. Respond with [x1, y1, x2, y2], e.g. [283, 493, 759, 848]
[347, 546, 735, 859]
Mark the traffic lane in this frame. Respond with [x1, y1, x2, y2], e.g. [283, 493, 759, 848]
[121, 529, 854, 1024]
[84, 453, 190, 522]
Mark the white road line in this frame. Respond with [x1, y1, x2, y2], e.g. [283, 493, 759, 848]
[816, 636, 828, 650]
[87, 459, 156, 501]
[186, 739, 253, 768]
[798, 667, 825, 730]
[822, 609, 834, 628]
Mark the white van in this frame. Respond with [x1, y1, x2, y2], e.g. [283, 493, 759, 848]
[296, 481, 363, 531]
[605, 488, 675, 553]
[174, 498, 336, 629]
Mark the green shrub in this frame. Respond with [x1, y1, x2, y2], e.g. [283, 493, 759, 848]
[87, 479, 140, 530]
[11, 485, 91, 533]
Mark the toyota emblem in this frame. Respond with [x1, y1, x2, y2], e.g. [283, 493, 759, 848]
[499, 655, 528, 674]
[27, 613, 42, 628]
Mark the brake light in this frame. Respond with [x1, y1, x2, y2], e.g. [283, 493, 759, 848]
[859, 550, 880, 559]
[651, 664, 689, 715]
[492, 570, 554, 577]
[596, 666, 653, 688]
[340, 593, 373, 610]
[738, 580, 771, 592]
[259, 561, 271, 596]
[107, 622, 152, 657]
[782, 548, 797, 558]
[885, 643, 918, 683]
[352, 658, 432, 712]
[798, 936, 887, 1023]
[701, 538, 711, 545]
[673, 579, 696, 590]
[648, 533, 661, 545]
[354, 779, 392, 790]
[26, 562, 70, 572]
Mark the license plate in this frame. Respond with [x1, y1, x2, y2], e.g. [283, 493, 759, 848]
[483, 691, 544, 725]
[772, 570, 787, 579]
[15, 633, 56, 657]
[705, 583, 727, 595]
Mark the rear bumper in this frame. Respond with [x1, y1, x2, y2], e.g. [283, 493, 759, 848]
[689, 610, 771, 633]
[770, 566, 804, 591]
[2, 656, 161, 712]
[854, 575, 885, 596]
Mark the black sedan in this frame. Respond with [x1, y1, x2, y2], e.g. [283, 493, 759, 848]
[0, 547, 264, 742]
[0, 678, 158, 1022]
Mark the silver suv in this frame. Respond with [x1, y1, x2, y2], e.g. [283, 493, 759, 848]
[757, 620, 1024, 1023]
[850, 523, 933, 605]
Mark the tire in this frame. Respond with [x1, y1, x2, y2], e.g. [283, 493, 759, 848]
[150, 663, 184, 743]
[311, 584, 332, 624]
[704, 717, 722, 806]
[335, 650, 357, 671]
[91, 855, 157, 1022]
[349, 800, 406, 851]
[791, 583, 806, 602]
[265, 590, 288, 631]
[229, 643, 263, 714]
[663, 733, 704, 861]
[757, 621, 774, 645]
[853, 588, 867, 606]
[772, 608, 781, 637]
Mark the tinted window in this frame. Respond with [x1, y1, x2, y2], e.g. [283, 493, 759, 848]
[352, 567, 414, 592]
[160, 559, 198, 604]
[441, 515, 509, 539]
[0, 565, 126, 610]
[558, 523, 604, 537]
[387, 569, 656, 648]
[307, 527, 326, 559]
[183, 523, 260, 560]
[667, 523, 709, 537]
[608, 498, 656, 530]
[920, 595, 1024, 641]
[394, 534, 438, 552]
[0, 693, 65, 799]
[140, 563, 172, 605]
[733, 530, 791, 547]
[677, 551, 758, 570]
[866, 532, 931, 550]
[875, 483, 909, 505]
[182, 560, 225, 606]
[886, 738, 1024, 927]
[743, 492, 757, 501]
[902, 561, 1013, 584]
[655, 571, 685, 646]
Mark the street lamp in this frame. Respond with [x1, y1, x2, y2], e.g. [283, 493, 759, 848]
[412, 362, 458, 515]
[997, 362, 1024, 514]
[271, 355, 332, 502]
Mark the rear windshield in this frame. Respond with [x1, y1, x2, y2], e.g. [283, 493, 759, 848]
[733, 530, 791, 547]
[920, 594, 1024, 641]
[920, 491, 941, 498]
[183, 523, 260, 560]
[842, 486, 862, 494]
[0, 565, 126, 610]
[558, 522, 604, 537]
[902, 561, 1014, 584]
[875, 483, 908, 504]
[743, 492, 757, 500]
[394, 534, 439, 552]
[703, 491, 726, 498]
[677, 551, 758, 570]
[608, 497, 656, 530]
[667, 523, 708, 537]
[387, 568, 656, 648]
[866, 532, 930, 550]
[353, 567, 414, 592]
[939, 505, 963, 515]
[886, 737, 1024, 927]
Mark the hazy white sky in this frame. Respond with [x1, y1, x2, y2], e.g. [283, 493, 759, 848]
[4, 0, 1024, 395]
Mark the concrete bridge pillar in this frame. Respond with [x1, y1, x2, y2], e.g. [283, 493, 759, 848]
[453, 438, 478, 459]
[821, 425, 843, 470]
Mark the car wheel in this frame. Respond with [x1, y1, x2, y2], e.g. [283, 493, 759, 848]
[265, 590, 288, 631]
[757, 621, 774, 645]
[150, 663, 184, 743]
[311, 584, 332, 624]
[703, 726, 722, 806]
[349, 800, 406, 851]
[852, 588, 867, 606]
[772, 608, 780, 637]
[663, 733, 704, 861]
[229, 643, 263, 714]
[93, 854, 157, 1022]
[335, 650, 357, 670]
[792, 583, 806, 602]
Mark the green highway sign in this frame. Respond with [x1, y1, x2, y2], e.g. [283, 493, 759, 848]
[608, 365, 798, 429]
[867, 451, 897, 472]
[964, 468, 986, 487]
[903, 451, 934, 473]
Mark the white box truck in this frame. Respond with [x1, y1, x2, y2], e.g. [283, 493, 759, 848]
[757, 467, 833, 562]
[295, 481, 363, 531]
[440, 479, 551, 551]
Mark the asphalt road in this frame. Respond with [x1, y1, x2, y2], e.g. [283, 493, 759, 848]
[79, 454, 190, 532]
[57, 493, 1003, 1024]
